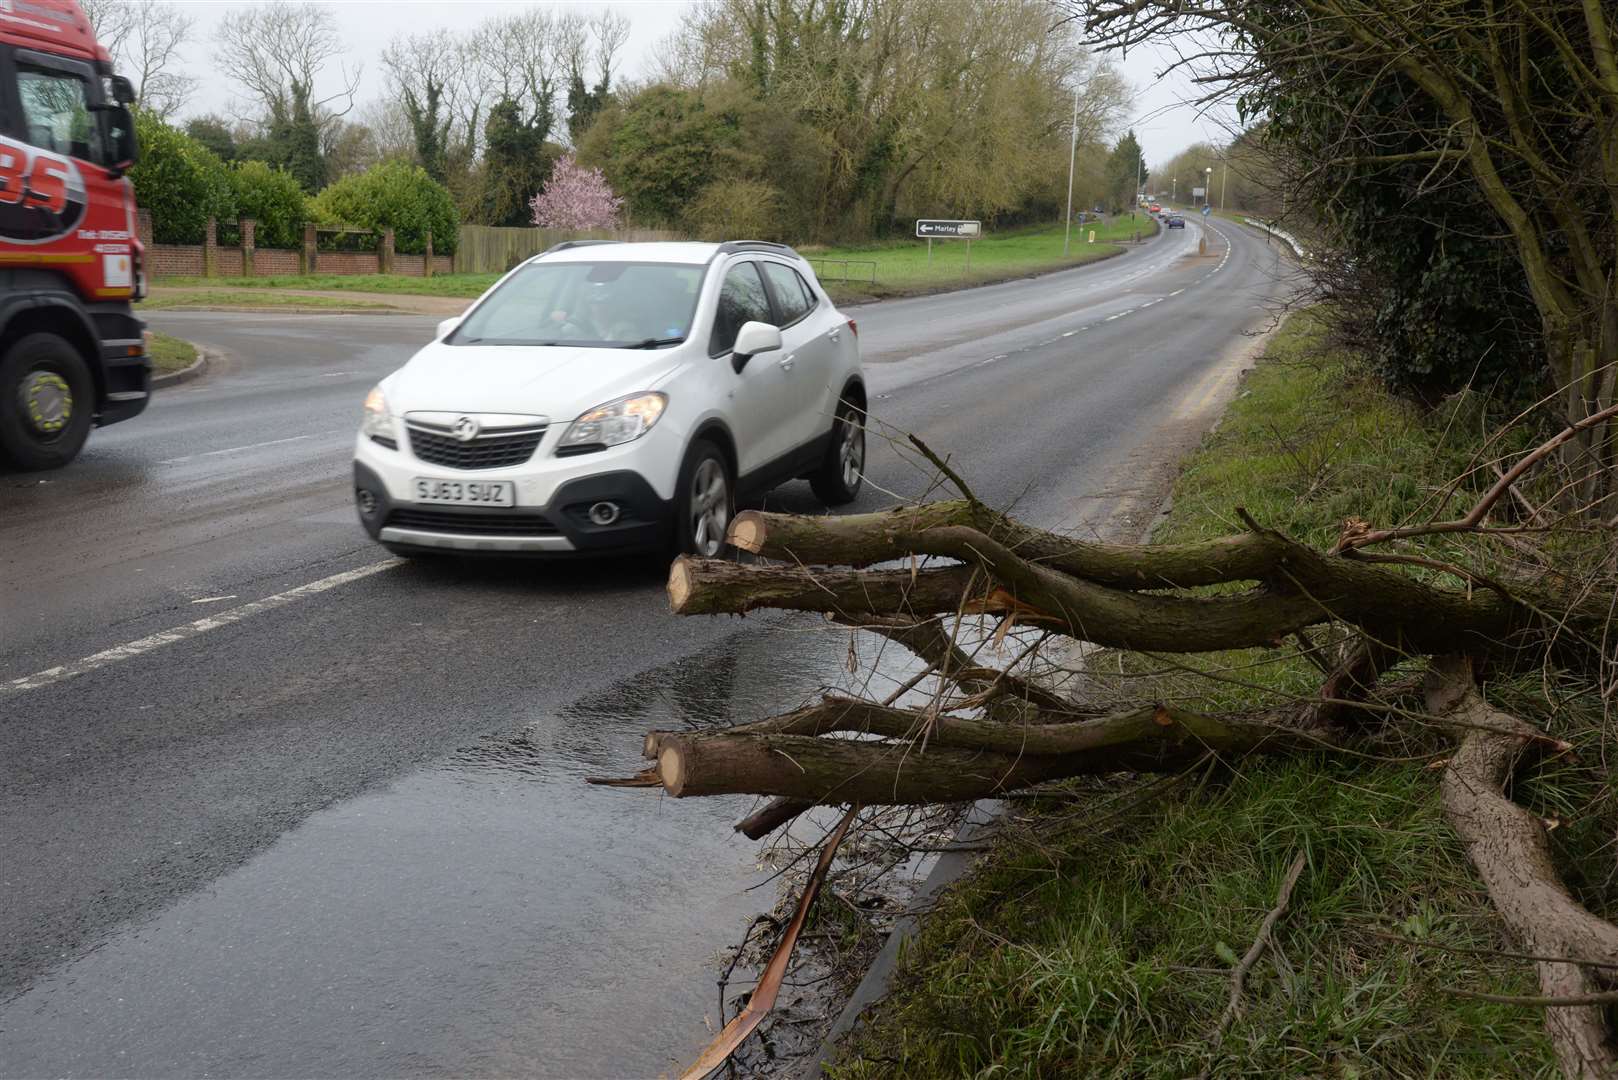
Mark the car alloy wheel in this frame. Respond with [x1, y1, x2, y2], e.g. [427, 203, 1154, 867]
[839, 412, 864, 490]
[689, 456, 731, 557]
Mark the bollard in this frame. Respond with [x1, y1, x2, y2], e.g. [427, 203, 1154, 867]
[1199, 235, 1208, 256]
[1088, 229, 1095, 244]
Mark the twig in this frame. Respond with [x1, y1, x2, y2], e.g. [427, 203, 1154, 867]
[1363, 928, 1618, 970]
[908, 433, 981, 506]
[1337, 402, 1618, 551]
[1197, 850, 1309, 1079]
[1443, 987, 1618, 1007]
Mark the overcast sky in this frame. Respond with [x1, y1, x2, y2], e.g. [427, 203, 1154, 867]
[167, 1, 1227, 171]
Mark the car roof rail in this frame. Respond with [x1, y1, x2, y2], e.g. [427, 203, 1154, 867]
[715, 240, 802, 259]
[540, 239, 624, 255]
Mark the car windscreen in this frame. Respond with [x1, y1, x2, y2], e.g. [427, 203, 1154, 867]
[450, 261, 705, 348]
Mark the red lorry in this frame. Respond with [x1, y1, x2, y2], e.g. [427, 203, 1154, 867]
[0, 0, 142, 470]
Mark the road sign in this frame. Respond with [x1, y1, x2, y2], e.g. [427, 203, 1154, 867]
[915, 219, 981, 238]
[1191, 186, 1206, 199]
[1202, 205, 1212, 216]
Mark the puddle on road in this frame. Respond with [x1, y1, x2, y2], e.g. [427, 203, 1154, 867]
[0, 621, 923, 1079]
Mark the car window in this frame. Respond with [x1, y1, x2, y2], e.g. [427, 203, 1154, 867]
[796, 271, 819, 313]
[16, 65, 105, 165]
[760, 262, 811, 326]
[452, 261, 703, 347]
[709, 262, 771, 355]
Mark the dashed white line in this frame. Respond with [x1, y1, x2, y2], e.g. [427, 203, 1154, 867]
[159, 430, 345, 465]
[2, 560, 401, 695]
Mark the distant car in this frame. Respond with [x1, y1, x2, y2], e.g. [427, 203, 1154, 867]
[1092, 205, 1104, 214]
[353, 240, 867, 559]
[1148, 203, 1161, 213]
[1167, 215, 1186, 229]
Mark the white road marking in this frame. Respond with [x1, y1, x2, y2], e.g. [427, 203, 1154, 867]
[1169, 288, 1185, 296]
[158, 430, 344, 465]
[2, 560, 401, 695]
[189, 595, 237, 604]
[1104, 312, 1126, 321]
[1062, 330, 1077, 337]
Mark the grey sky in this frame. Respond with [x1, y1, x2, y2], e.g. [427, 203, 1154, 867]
[165, 0, 1225, 168]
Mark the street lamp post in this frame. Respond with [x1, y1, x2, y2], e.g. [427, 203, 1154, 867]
[1204, 166, 1212, 208]
[1062, 84, 1079, 257]
[1172, 176, 1177, 201]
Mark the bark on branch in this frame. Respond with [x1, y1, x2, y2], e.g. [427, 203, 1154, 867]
[1426, 657, 1618, 1077]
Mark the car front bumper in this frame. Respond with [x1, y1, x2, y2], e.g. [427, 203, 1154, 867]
[353, 429, 680, 556]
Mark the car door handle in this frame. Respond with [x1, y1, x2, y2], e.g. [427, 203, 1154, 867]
[779, 354, 796, 371]
[827, 330, 840, 343]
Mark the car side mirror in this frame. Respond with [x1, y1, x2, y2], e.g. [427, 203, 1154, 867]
[731, 321, 782, 373]
[437, 315, 463, 340]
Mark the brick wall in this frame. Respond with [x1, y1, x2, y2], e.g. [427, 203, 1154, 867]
[254, 249, 300, 276]
[314, 251, 381, 276]
[215, 246, 245, 277]
[149, 245, 204, 277]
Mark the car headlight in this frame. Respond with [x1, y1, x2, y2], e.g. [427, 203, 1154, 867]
[558, 392, 667, 452]
[361, 385, 394, 440]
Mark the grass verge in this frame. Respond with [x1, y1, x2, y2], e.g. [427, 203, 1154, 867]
[147, 331, 196, 375]
[151, 272, 501, 299]
[812, 218, 1157, 304]
[149, 220, 1157, 307]
[142, 289, 397, 312]
[824, 309, 1614, 1078]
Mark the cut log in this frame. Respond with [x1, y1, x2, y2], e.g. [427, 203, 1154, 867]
[1426, 658, 1618, 1078]
[727, 502, 1292, 589]
[651, 705, 1316, 804]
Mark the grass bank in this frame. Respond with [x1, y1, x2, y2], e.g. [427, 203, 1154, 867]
[145, 219, 1158, 308]
[147, 331, 196, 375]
[810, 217, 1156, 302]
[152, 272, 501, 299]
[142, 289, 397, 312]
[825, 310, 1614, 1078]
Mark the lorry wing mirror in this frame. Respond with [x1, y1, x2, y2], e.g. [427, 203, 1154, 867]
[110, 76, 136, 105]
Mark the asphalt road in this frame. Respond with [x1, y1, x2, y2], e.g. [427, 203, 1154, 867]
[0, 219, 1293, 1077]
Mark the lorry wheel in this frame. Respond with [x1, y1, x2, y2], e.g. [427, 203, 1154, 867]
[0, 333, 94, 471]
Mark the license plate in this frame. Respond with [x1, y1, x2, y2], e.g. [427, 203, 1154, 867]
[413, 478, 516, 507]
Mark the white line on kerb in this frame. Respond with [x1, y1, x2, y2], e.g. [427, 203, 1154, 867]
[2, 560, 401, 695]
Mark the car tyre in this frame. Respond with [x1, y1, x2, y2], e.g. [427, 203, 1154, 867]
[809, 400, 865, 506]
[0, 333, 94, 471]
[675, 439, 735, 557]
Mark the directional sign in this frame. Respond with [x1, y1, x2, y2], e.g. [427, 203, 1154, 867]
[1202, 204, 1212, 216]
[915, 219, 981, 238]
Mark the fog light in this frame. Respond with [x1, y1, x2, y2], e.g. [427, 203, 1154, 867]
[356, 488, 378, 515]
[588, 501, 621, 526]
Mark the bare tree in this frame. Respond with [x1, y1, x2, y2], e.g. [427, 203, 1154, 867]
[215, 2, 360, 130]
[380, 31, 465, 181]
[80, 0, 196, 119]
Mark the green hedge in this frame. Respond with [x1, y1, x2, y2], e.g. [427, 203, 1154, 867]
[129, 110, 234, 244]
[310, 162, 459, 255]
[228, 161, 308, 250]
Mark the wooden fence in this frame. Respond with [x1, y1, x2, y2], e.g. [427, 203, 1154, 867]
[455, 225, 684, 274]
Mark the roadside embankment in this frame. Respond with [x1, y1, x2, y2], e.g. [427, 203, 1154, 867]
[820, 309, 1608, 1077]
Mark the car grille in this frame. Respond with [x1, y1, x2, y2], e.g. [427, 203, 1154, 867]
[387, 508, 561, 536]
[407, 423, 547, 470]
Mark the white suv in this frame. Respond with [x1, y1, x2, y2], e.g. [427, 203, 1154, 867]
[353, 240, 866, 558]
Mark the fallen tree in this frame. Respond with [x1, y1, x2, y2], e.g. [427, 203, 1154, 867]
[592, 433, 1618, 1074]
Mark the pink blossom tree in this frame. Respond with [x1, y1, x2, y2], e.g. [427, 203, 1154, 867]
[529, 154, 625, 230]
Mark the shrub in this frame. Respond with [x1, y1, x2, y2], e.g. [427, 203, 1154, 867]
[128, 110, 234, 244]
[684, 178, 781, 241]
[310, 161, 459, 254]
[228, 161, 308, 249]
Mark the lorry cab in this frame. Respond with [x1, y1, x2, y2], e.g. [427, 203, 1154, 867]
[0, 0, 142, 470]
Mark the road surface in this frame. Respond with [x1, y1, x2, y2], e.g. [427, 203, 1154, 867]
[0, 220, 1292, 1077]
